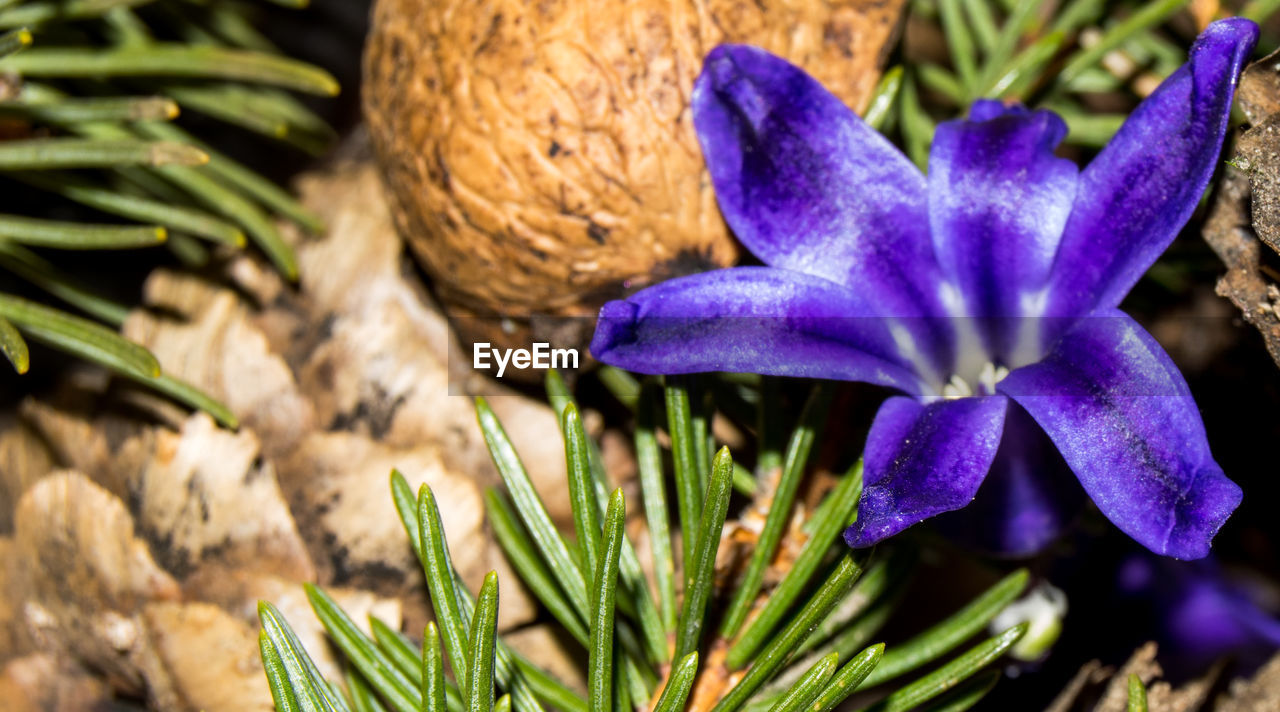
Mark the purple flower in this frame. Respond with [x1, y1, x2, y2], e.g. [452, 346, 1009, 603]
[1116, 554, 1280, 678]
[590, 19, 1258, 560]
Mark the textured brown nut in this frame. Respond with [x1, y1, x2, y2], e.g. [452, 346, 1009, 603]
[363, 0, 905, 336]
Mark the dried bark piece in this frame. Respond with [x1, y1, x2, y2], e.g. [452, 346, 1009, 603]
[140, 601, 274, 712]
[12, 472, 179, 696]
[281, 157, 572, 524]
[183, 570, 402, 684]
[276, 431, 483, 590]
[1236, 115, 1280, 257]
[274, 430, 537, 629]
[133, 413, 314, 582]
[1095, 643, 1163, 712]
[1236, 48, 1280, 125]
[1203, 165, 1280, 367]
[1219, 652, 1280, 711]
[1044, 659, 1111, 712]
[364, 0, 907, 351]
[0, 538, 29, 661]
[16, 372, 157, 503]
[14, 472, 179, 616]
[1045, 643, 1226, 712]
[124, 270, 316, 459]
[0, 415, 55, 535]
[0, 654, 111, 712]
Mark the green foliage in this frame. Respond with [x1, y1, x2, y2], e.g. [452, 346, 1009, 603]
[258, 372, 1031, 712]
[0, 0, 337, 426]
[1128, 674, 1149, 712]
[896, 0, 1278, 168]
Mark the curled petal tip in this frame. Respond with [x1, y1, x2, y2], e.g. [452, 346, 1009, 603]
[1201, 16, 1260, 49]
[1158, 474, 1242, 561]
[590, 299, 639, 360]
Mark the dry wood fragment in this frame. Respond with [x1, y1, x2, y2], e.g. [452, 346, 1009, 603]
[1218, 652, 1280, 711]
[0, 653, 111, 712]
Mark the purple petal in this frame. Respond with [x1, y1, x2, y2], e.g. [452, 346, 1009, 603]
[936, 403, 1086, 556]
[929, 101, 1077, 360]
[1118, 555, 1280, 678]
[1045, 18, 1258, 316]
[999, 311, 1241, 559]
[693, 45, 953, 375]
[844, 395, 1008, 547]
[591, 267, 927, 393]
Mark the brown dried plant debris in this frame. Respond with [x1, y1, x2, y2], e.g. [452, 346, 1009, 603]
[363, 0, 907, 355]
[1205, 49, 1280, 367]
[1203, 163, 1280, 367]
[0, 137, 581, 708]
[1218, 652, 1280, 711]
[0, 653, 111, 712]
[1044, 643, 1280, 712]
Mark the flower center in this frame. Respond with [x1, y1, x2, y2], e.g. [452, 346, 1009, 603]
[941, 361, 1009, 399]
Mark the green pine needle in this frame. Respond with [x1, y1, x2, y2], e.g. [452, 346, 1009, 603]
[0, 0, 152, 29]
[652, 652, 698, 712]
[0, 314, 28, 373]
[277, 388, 1039, 712]
[1057, 0, 1189, 86]
[636, 382, 677, 632]
[588, 490, 625, 712]
[0, 291, 159, 378]
[416, 484, 474, 695]
[0, 137, 206, 169]
[485, 488, 589, 644]
[716, 554, 865, 712]
[665, 375, 703, 579]
[0, 95, 179, 123]
[259, 600, 351, 712]
[0, 239, 131, 324]
[0, 213, 165, 249]
[0, 43, 339, 95]
[857, 569, 1029, 689]
[675, 446, 735, 663]
[858, 624, 1028, 712]
[467, 573, 499, 712]
[476, 396, 592, 624]
[729, 459, 864, 667]
[767, 652, 839, 712]
[305, 584, 419, 712]
[13, 172, 246, 246]
[918, 670, 1000, 712]
[565, 403, 605, 587]
[1128, 673, 1149, 712]
[810, 644, 886, 712]
[721, 386, 833, 639]
[0, 27, 31, 58]
[132, 372, 240, 429]
[349, 668, 389, 712]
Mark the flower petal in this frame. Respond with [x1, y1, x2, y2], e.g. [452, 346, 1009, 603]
[1045, 18, 1258, 316]
[591, 267, 927, 393]
[929, 101, 1077, 362]
[936, 403, 1086, 556]
[998, 311, 1241, 559]
[1118, 555, 1280, 678]
[843, 394, 1008, 547]
[692, 45, 953, 374]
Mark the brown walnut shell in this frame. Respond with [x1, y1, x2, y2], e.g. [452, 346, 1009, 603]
[363, 0, 905, 356]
